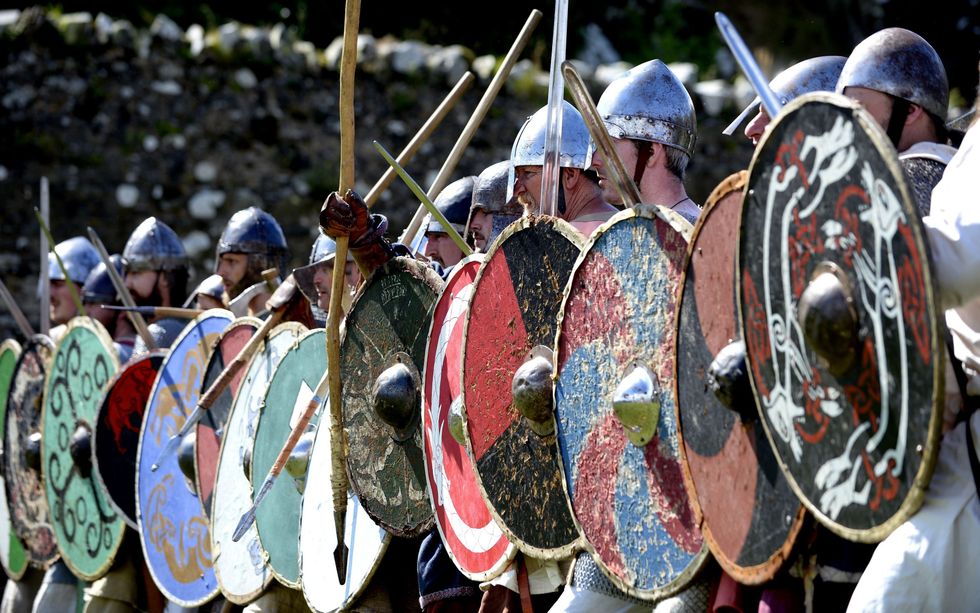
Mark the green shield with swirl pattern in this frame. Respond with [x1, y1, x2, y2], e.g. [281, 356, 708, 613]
[42, 317, 124, 580]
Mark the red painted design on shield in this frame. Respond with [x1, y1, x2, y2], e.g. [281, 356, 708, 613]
[896, 224, 930, 365]
[862, 452, 899, 512]
[575, 414, 629, 574]
[464, 255, 527, 462]
[426, 261, 511, 570]
[557, 252, 632, 370]
[107, 359, 157, 455]
[741, 271, 771, 398]
[788, 208, 821, 298]
[844, 338, 881, 432]
[833, 185, 868, 268]
[775, 131, 810, 189]
[797, 371, 831, 445]
[643, 432, 702, 554]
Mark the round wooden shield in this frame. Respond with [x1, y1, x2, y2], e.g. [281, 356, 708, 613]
[252, 327, 326, 588]
[738, 92, 943, 542]
[676, 172, 806, 584]
[554, 206, 707, 599]
[4, 334, 57, 568]
[341, 256, 444, 538]
[41, 317, 125, 580]
[211, 321, 305, 604]
[460, 216, 584, 559]
[93, 350, 166, 529]
[0, 338, 29, 579]
[300, 394, 390, 612]
[196, 316, 260, 520]
[423, 253, 516, 580]
[136, 309, 233, 606]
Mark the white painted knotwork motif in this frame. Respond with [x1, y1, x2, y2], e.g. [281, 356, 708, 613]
[752, 115, 913, 520]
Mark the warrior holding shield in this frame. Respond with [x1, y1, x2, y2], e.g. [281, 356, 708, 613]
[214, 206, 291, 318]
[836, 28, 958, 217]
[123, 217, 191, 356]
[846, 48, 979, 613]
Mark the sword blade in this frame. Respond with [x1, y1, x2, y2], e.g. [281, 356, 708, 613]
[151, 404, 203, 472]
[87, 227, 157, 350]
[232, 394, 322, 542]
[715, 12, 782, 119]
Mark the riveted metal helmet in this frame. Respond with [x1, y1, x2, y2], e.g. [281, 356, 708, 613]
[836, 28, 948, 120]
[426, 176, 477, 234]
[215, 207, 291, 298]
[182, 273, 226, 308]
[294, 232, 337, 306]
[596, 59, 697, 157]
[724, 55, 847, 135]
[511, 100, 594, 170]
[81, 254, 124, 304]
[216, 207, 290, 262]
[48, 236, 101, 284]
[472, 161, 522, 215]
[122, 217, 188, 273]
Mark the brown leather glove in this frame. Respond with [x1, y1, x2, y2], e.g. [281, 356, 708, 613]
[320, 189, 371, 241]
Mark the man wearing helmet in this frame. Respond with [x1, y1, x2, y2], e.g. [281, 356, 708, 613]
[466, 160, 524, 252]
[836, 27, 957, 216]
[43, 236, 101, 339]
[846, 81, 980, 613]
[591, 59, 701, 224]
[215, 206, 291, 317]
[511, 100, 619, 237]
[82, 254, 136, 363]
[724, 55, 847, 145]
[422, 175, 478, 273]
[713, 54, 877, 613]
[122, 216, 190, 354]
[294, 232, 362, 326]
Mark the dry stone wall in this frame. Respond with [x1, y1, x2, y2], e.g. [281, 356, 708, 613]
[0, 7, 756, 338]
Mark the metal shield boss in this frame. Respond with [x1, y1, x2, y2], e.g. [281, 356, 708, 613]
[251, 327, 324, 587]
[675, 172, 806, 583]
[461, 217, 583, 559]
[4, 334, 57, 568]
[423, 253, 516, 581]
[738, 92, 942, 541]
[554, 206, 708, 599]
[0, 339, 30, 579]
[94, 349, 166, 529]
[342, 256, 443, 537]
[136, 309, 233, 606]
[212, 321, 305, 603]
[42, 317, 125, 580]
[301, 387, 389, 612]
[196, 317, 261, 520]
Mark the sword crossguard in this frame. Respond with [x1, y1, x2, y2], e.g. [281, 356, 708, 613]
[512, 346, 555, 437]
[372, 353, 421, 442]
[797, 262, 858, 376]
[612, 363, 661, 447]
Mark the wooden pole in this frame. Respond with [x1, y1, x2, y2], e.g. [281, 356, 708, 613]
[397, 9, 543, 248]
[327, 0, 361, 583]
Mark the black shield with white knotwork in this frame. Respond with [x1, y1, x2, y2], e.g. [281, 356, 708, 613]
[738, 92, 942, 543]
